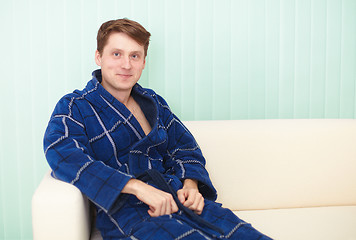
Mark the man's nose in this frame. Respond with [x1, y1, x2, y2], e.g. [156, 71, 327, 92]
[120, 56, 131, 69]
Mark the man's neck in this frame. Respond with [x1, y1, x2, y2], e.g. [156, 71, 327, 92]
[115, 91, 131, 106]
[101, 81, 132, 106]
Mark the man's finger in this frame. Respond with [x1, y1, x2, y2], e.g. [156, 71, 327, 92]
[165, 196, 172, 215]
[195, 197, 205, 215]
[183, 190, 196, 208]
[171, 201, 179, 213]
[177, 189, 186, 204]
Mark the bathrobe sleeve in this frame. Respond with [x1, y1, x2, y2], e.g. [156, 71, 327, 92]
[43, 95, 133, 213]
[156, 95, 217, 201]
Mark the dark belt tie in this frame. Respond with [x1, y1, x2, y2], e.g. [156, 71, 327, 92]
[137, 169, 225, 236]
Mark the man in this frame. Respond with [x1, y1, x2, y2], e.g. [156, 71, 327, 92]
[44, 18, 271, 239]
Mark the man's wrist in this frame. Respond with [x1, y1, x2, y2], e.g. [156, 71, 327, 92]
[122, 179, 143, 195]
[183, 179, 198, 189]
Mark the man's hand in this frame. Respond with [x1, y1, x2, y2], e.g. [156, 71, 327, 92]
[122, 179, 179, 217]
[177, 179, 204, 215]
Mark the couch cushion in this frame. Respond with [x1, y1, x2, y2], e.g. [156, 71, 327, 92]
[184, 119, 356, 210]
[235, 206, 356, 240]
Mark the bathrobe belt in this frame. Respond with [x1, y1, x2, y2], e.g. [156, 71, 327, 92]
[136, 169, 225, 237]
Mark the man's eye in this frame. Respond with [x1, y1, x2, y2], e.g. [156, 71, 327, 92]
[114, 53, 120, 57]
[132, 54, 138, 59]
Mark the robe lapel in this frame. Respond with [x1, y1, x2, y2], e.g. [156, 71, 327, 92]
[85, 70, 164, 176]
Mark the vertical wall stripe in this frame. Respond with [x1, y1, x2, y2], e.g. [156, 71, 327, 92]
[164, 1, 182, 116]
[2, 1, 17, 239]
[340, 0, 356, 118]
[265, 0, 280, 119]
[230, 0, 249, 119]
[195, 0, 214, 120]
[180, 0, 197, 120]
[0, 121, 4, 239]
[248, 0, 266, 119]
[310, 0, 327, 118]
[212, 0, 232, 120]
[0, 0, 355, 239]
[294, 0, 311, 118]
[325, 0, 342, 118]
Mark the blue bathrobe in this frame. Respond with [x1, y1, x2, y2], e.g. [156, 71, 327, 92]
[44, 69, 272, 240]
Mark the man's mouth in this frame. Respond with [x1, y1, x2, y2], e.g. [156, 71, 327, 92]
[117, 74, 132, 79]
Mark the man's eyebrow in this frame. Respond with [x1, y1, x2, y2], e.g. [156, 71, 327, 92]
[110, 48, 143, 55]
[130, 51, 143, 55]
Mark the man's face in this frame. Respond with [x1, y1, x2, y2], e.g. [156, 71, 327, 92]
[95, 32, 146, 96]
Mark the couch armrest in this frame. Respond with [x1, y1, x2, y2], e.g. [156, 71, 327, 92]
[32, 170, 91, 240]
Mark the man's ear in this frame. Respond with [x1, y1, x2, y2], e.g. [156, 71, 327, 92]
[95, 50, 102, 66]
[142, 58, 146, 69]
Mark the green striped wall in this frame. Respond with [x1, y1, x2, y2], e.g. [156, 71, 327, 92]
[1, 0, 355, 239]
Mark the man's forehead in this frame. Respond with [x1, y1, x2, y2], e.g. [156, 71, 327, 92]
[105, 32, 144, 53]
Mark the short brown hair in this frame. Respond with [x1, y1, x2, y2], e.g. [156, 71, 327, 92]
[97, 18, 151, 57]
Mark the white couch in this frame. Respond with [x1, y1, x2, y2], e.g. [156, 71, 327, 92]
[32, 119, 356, 240]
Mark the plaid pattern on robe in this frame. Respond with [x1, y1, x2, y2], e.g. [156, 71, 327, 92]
[44, 69, 272, 240]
